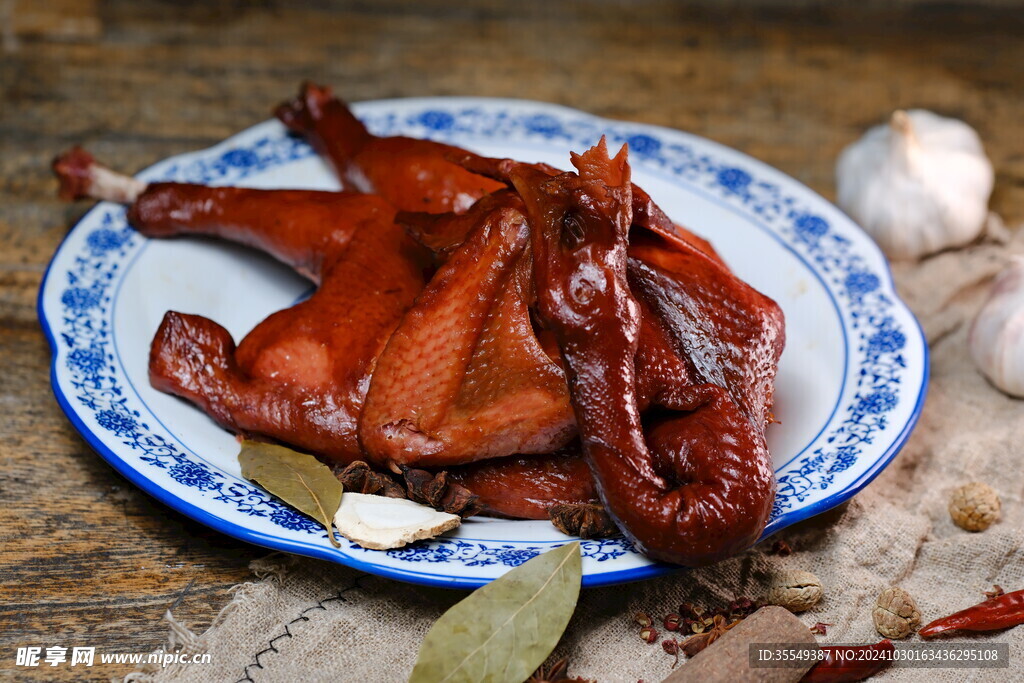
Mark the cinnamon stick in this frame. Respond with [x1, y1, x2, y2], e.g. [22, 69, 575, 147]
[662, 606, 818, 682]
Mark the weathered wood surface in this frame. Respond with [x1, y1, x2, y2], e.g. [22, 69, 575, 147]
[0, 1, 1021, 679]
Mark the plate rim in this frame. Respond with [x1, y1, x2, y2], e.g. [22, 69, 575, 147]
[38, 96, 929, 588]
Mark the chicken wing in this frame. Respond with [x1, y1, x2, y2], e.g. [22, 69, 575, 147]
[360, 190, 576, 468]
[275, 82, 504, 213]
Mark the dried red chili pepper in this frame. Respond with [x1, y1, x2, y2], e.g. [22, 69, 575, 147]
[920, 588, 1024, 638]
[800, 640, 894, 683]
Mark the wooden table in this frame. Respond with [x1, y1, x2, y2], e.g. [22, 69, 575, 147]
[1, 1, 1020, 679]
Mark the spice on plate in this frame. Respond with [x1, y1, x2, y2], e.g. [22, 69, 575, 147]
[401, 467, 483, 517]
[920, 587, 1024, 638]
[872, 587, 921, 639]
[948, 482, 1001, 531]
[333, 493, 461, 550]
[334, 460, 406, 498]
[767, 570, 823, 612]
[334, 460, 483, 517]
[548, 502, 618, 539]
[239, 440, 344, 547]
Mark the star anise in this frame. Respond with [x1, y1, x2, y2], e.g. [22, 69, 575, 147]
[333, 460, 405, 497]
[526, 657, 593, 683]
[402, 467, 483, 518]
[403, 467, 448, 507]
[334, 461, 482, 517]
[679, 615, 739, 657]
[548, 503, 618, 538]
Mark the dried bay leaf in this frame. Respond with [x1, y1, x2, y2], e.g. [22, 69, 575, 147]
[409, 542, 582, 683]
[238, 440, 343, 547]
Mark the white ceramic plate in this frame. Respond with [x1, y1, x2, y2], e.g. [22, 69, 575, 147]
[39, 98, 928, 588]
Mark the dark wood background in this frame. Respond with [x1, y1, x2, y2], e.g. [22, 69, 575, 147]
[1, 1, 1021, 679]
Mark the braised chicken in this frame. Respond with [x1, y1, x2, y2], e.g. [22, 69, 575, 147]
[54, 83, 785, 565]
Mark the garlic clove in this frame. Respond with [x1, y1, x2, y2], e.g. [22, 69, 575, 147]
[836, 109, 994, 261]
[970, 257, 1024, 398]
[334, 492, 461, 550]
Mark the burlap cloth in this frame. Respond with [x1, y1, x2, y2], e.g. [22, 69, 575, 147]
[127, 222, 1024, 683]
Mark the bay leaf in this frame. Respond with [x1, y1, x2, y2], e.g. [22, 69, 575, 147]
[238, 440, 343, 548]
[409, 542, 582, 683]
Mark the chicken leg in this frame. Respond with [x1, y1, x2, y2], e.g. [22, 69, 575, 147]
[54, 148, 427, 463]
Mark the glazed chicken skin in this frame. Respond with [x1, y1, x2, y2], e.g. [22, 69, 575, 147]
[384, 140, 784, 563]
[50, 84, 508, 464]
[54, 87, 786, 565]
[276, 82, 504, 214]
[52, 142, 598, 516]
[445, 447, 596, 520]
[51, 117, 598, 517]
[54, 148, 427, 462]
[512, 141, 782, 565]
[281, 85, 753, 476]
[360, 190, 577, 468]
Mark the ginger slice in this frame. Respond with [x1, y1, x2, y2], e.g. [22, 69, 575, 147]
[334, 493, 461, 550]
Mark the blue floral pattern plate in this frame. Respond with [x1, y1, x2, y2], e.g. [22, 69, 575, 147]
[39, 98, 928, 588]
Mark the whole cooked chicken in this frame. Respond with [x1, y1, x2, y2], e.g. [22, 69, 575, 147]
[54, 83, 785, 565]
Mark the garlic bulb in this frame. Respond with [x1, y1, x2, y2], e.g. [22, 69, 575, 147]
[836, 109, 993, 260]
[969, 257, 1024, 397]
